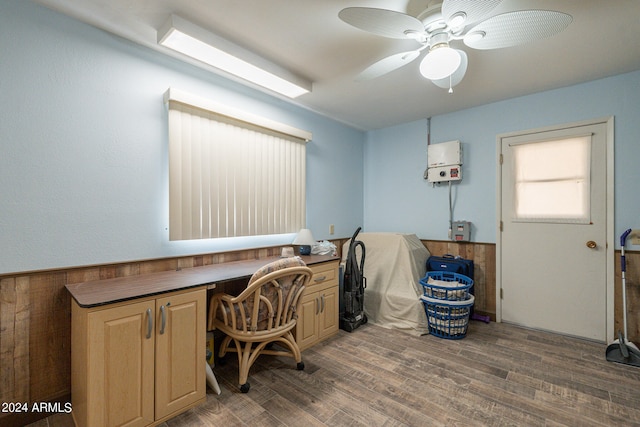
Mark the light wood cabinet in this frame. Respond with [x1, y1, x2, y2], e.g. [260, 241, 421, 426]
[296, 260, 340, 351]
[65, 254, 339, 426]
[71, 287, 206, 427]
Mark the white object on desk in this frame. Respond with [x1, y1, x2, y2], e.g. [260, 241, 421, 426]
[281, 246, 294, 257]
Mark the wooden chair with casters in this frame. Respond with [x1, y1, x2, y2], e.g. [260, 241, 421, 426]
[208, 256, 312, 393]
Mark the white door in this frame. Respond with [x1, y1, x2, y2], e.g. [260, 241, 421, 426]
[498, 118, 613, 342]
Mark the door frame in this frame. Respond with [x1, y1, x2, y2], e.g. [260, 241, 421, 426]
[496, 116, 615, 342]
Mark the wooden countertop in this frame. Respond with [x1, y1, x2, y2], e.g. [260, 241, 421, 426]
[66, 254, 339, 308]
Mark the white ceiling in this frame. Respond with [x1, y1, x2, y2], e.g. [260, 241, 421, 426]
[33, 0, 640, 131]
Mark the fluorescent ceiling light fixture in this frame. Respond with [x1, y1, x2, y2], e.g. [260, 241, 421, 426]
[158, 15, 311, 98]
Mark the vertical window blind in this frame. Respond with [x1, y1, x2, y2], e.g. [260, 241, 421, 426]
[165, 89, 311, 241]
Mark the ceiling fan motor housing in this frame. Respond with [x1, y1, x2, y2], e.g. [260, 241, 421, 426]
[429, 31, 451, 49]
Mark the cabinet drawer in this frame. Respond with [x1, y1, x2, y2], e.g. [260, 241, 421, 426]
[309, 261, 338, 285]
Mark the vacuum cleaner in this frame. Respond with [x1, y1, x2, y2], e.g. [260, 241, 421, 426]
[340, 227, 367, 332]
[605, 228, 640, 367]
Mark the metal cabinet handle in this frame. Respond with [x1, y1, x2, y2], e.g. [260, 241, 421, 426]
[314, 275, 327, 283]
[146, 308, 153, 339]
[586, 240, 597, 249]
[160, 305, 166, 335]
[321, 294, 325, 313]
[315, 297, 320, 315]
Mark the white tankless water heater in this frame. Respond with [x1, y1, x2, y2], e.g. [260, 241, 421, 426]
[426, 140, 462, 183]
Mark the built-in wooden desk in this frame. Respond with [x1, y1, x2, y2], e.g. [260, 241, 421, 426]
[65, 254, 339, 427]
[66, 254, 339, 308]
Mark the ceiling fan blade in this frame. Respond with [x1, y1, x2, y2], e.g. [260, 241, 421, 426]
[356, 50, 421, 81]
[441, 0, 502, 29]
[339, 7, 424, 39]
[463, 10, 572, 50]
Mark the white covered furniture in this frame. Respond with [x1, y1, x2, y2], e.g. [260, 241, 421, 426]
[342, 232, 430, 336]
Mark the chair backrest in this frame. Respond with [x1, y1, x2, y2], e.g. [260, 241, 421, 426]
[244, 256, 310, 331]
[212, 256, 311, 332]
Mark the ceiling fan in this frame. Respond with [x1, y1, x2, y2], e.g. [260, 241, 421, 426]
[339, 0, 572, 92]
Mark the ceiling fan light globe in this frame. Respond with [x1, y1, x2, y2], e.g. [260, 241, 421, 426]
[419, 46, 461, 80]
[432, 49, 468, 89]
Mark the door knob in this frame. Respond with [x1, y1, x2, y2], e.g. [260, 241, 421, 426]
[586, 240, 597, 249]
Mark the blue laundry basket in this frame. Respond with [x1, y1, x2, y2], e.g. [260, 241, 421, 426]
[420, 294, 475, 339]
[419, 271, 473, 301]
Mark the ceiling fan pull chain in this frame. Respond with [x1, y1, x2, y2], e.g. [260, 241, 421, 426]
[448, 75, 454, 94]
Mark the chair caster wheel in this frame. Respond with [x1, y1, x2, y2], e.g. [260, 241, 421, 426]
[296, 361, 305, 370]
[240, 382, 250, 393]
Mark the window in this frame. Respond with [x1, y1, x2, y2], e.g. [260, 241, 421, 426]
[165, 89, 311, 241]
[511, 135, 592, 223]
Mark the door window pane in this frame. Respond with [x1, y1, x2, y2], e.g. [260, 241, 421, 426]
[512, 135, 591, 223]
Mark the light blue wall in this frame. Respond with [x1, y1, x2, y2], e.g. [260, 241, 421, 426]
[364, 70, 640, 245]
[4, 1, 639, 275]
[0, 0, 364, 274]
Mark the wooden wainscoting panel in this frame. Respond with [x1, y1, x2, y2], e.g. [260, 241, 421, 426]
[475, 244, 488, 312]
[484, 246, 497, 319]
[99, 263, 141, 280]
[139, 258, 180, 275]
[66, 267, 99, 284]
[28, 272, 71, 401]
[0, 277, 16, 401]
[0, 276, 29, 402]
[332, 238, 348, 259]
[13, 277, 30, 402]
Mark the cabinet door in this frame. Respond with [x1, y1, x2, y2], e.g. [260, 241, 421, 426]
[319, 285, 339, 339]
[155, 289, 206, 420]
[297, 290, 319, 351]
[87, 300, 155, 427]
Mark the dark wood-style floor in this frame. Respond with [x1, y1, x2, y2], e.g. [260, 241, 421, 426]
[31, 321, 640, 426]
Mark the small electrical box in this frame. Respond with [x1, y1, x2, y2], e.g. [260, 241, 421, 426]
[427, 165, 462, 183]
[427, 140, 462, 183]
[428, 140, 462, 168]
[451, 221, 471, 242]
